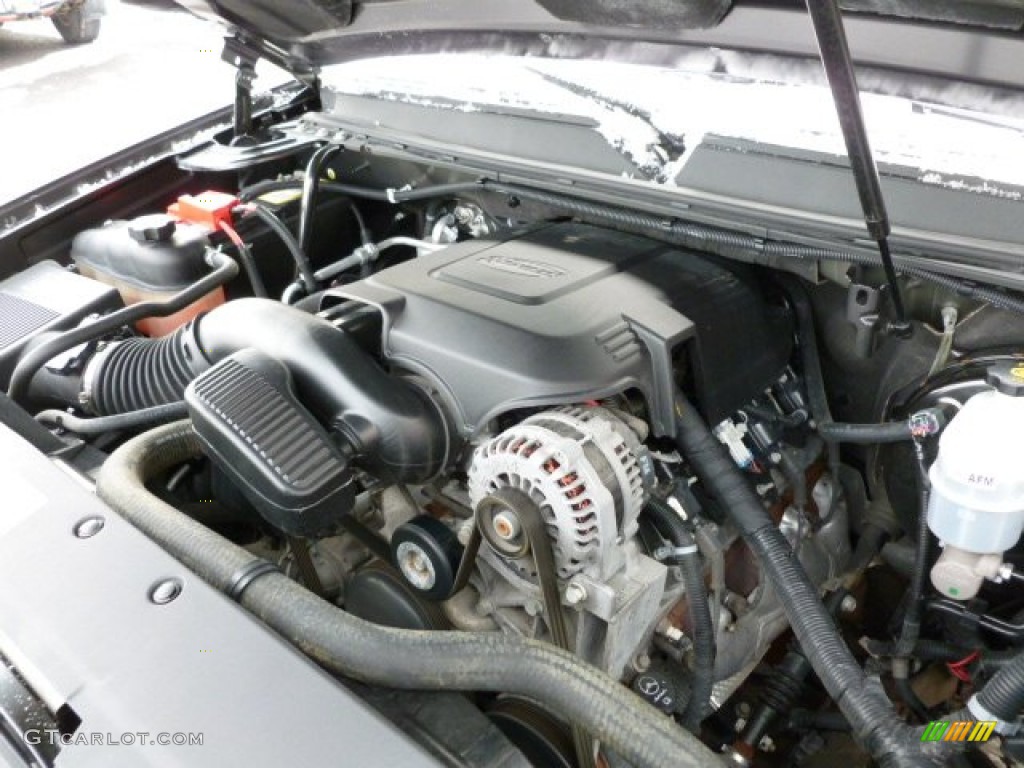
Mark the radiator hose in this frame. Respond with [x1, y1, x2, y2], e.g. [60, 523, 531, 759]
[973, 650, 1024, 726]
[85, 298, 449, 483]
[671, 388, 934, 767]
[644, 496, 715, 732]
[95, 420, 722, 768]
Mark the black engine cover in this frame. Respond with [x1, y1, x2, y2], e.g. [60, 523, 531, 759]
[332, 223, 792, 436]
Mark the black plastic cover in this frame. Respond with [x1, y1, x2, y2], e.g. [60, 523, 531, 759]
[987, 362, 1024, 398]
[185, 348, 355, 536]
[72, 216, 211, 291]
[345, 563, 447, 631]
[0, 261, 120, 387]
[332, 222, 792, 435]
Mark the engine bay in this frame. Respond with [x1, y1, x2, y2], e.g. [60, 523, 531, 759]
[3, 123, 1024, 768]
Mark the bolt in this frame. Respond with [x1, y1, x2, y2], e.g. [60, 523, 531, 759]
[758, 735, 776, 753]
[73, 516, 105, 539]
[150, 579, 183, 605]
[632, 653, 652, 673]
[397, 541, 436, 590]
[491, 510, 521, 541]
[840, 595, 858, 614]
[564, 581, 588, 605]
[657, 624, 684, 644]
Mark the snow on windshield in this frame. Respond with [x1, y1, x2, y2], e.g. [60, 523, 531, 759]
[325, 54, 1024, 195]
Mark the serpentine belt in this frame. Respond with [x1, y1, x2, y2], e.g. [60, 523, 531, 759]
[474, 488, 596, 768]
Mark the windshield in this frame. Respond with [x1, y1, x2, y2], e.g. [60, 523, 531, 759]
[322, 54, 1024, 199]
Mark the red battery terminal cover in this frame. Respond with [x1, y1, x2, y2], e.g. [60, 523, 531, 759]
[167, 191, 240, 230]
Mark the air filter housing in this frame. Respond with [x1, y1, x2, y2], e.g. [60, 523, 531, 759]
[0, 261, 120, 387]
[185, 348, 356, 537]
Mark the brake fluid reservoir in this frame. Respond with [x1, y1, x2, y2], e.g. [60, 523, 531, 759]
[927, 363, 1024, 599]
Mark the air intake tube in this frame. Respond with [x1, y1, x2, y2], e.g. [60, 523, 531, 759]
[84, 298, 449, 483]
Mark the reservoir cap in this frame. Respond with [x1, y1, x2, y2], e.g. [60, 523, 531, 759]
[128, 214, 177, 244]
[987, 362, 1024, 397]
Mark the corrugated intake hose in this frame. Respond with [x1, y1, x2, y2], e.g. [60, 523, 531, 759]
[644, 496, 715, 732]
[88, 333, 205, 415]
[86, 298, 449, 483]
[670, 389, 934, 767]
[975, 650, 1024, 724]
[95, 420, 722, 768]
[10, 250, 238, 404]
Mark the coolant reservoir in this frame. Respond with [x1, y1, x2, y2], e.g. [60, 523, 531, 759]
[72, 214, 225, 337]
[927, 363, 1024, 599]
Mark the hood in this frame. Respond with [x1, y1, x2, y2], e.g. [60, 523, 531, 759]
[177, 0, 1024, 85]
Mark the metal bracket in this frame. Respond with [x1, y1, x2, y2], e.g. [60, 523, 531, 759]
[845, 282, 881, 358]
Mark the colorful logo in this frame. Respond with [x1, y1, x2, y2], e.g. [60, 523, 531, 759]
[920, 720, 996, 743]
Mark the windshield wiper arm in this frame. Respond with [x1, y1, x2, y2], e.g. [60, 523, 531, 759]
[805, 0, 912, 338]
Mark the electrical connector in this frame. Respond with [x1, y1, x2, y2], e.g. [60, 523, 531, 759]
[168, 191, 240, 230]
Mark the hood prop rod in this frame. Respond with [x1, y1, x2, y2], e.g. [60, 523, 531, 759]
[222, 37, 260, 143]
[804, 0, 911, 338]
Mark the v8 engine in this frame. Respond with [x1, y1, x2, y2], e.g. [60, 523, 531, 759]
[10, 171, 1021, 768]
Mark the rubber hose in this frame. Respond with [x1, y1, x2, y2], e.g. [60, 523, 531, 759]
[644, 496, 715, 732]
[894, 442, 932, 732]
[894, 442, 931, 660]
[348, 202, 373, 245]
[787, 709, 851, 732]
[976, 649, 1024, 722]
[35, 401, 188, 435]
[94, 421, 721, 768]
[280, 280, 306, 305]
[893, 666, 930, 723]
[299, 145, 341, 263]
[777, 275, 841, 477]
[234, 241, 267, 298]
[246, 204, 317, 295]
[9, 250, 238, 404]
[848, 523, 890, 576]
[913, 641, 1018, 669]
[670, 390, 930, 767]
[88, 331, 206, 415]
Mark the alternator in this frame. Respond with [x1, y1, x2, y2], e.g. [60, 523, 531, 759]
[467, 407, 649, 581]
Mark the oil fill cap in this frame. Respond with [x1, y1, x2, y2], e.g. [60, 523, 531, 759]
[128, 214, 177, 243]
[987, 362, 1024, 397]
